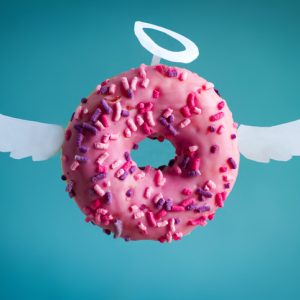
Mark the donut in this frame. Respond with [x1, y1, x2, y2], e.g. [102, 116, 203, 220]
[61, 64, 240, 243]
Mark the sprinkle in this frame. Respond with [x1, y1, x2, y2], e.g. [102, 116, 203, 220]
[231, 134, 237, 140]
[129, 165, 137, 174]
[179, 71, 187, 81]
[109, 133, 119, 140]
[167, 124, 178, 136]
[65, 129, 72, 141]
[94, 120, 105, 130]
[141, 122, 152, 135]
[208, 125, 215, 133]
[81, 98, 88, 104]
[157, 220, 168, 227]
[156, 209, 167, 220]
[134, 171, 145, 180]
[110, 160, 122, 169]
[182, 188, 192, 195]
[144, 187, 152, 199]
[126, 118, 137, 131]
[163, 108, 173, 118]
[195, 188, 213, 198]
[100, 86, 108, 95]
[145, 111, 155, 126]
[171, 205, 185, 212]
[115, 168, 125, 178]
[103, 191, 112, 204]
[227, 157, 237, 169]
[187, 92, 196, 108]
[100, 99, 113, 114]
[61, 175, 67, 181]
[189, 145, 198, 152]
[215, 193, 224, 207]
[180, 156, 190, 170]
[159, 116, 168, 127]
[180, 106, 191, 118]
[91, 172, 107, 183]
[216, 125, 224, 134]
[126, 189, 133, 197]
[224, 183, 230, 189]
[153, 89, 160, 99]
[135, 114, 144, 126]
[134, 211, 145, 219]
[146, 211, 157, 227]
[76, 133, 84, 146]
[210, 112, 224, 122]
[139, 64, 147, 78]
[132, 143, 139, 150]
[74, 106, 83, 120]
[217, 101, 225, 110]
[154, 170, 166, 187]
[97, 152, 109, 164]
[210, 145, 219, 153]
[219, 166, 227, 173]
[195, 205, 211, 213]
[121, 109, 130, 117]
[123, 151, 130, 162]
[179, 118, 191, 129]
[187, 170, 200, 177]
[202, 82, 214, 90]
[190, 157, 201, 170]
[66, 180, 74, 193]
[94, 184, 105, 197]
[180, 197, 196, 207]
[75, 155, 88, 163]
[169, 218, 176, 233]
[82, 122, 97, 135]
[164, 199, 173, 211]
[155, 198, 165, 210]
[127, 89, 133, 98]
[141, 78, 150, 88]
[70, 161, 80, 171]
[204, 180, 216, 190]
[119, 171, 129, 181]
[129, 205, 139, 212]
[113, 219, 123, 238]
[108, 83, 116, 95]
[166, 68, 177, 77]
[137, 222, 147, 234]
[123, 128, 132, 138]
[191, 106, 202, 114]
[131, 76, 138, 91]
[121, 77, 130, 90]
[188, 216, 207, 226]
[101, 134, 110, 143]
[113, 102, 122, 121]
[90, 108, 102, 123]
[94, 142, 109, 150]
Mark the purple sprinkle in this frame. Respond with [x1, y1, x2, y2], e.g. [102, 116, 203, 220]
[159, 116, 168, 127]
[74, 123, 83, 132]
[167, 114, 175, 123]
[166, 69, 178, 77]
[70, 112, 75, 121]
[132, 143, 139, 150]
[100, 99, 113, 114]
[155, 198, 165, 210]
[82, 122, 97, 135]
[103, 191, 112, 204]
[195, 205, 211, 213]
[91, 172, 106, 183]
[231, 134, 237, 140]
[185, 204, 198, 211]
[164, 199, 173, 211]
[100, 86, 108, 95]
[195, 188, 213, 198]
[167, 124, 178, 136]
[79, 145, 88, 153]
[66, 180, 74, 193]
[124, 151, 130, 161]
[126, 189, 133, 197]
[210, 145, 219, 154]
[129, 166, 137, 174]
[180, 156, 190, 170]
[121, 109, 130, 117]
[187, 170, 199, 177]
[81, 98, 88, 104]
[224, 183, 230, 189]
[90, 108, 102, 122]
[76, 133, 84, 147]
[119, 171, 128, 181]
[113, 219, 123, 239]
[75, 155, 88, 163]
[127, 89, 133, 98]
[174, 217, 181, 225]
[208, 126, 215, 133]
[227, 157, 237, 169]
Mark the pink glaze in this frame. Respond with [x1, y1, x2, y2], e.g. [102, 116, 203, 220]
[61, 64, 239, 243]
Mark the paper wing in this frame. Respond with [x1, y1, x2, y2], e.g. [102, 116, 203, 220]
[0, 114, 65, 161]
[237, 119, 300, 163]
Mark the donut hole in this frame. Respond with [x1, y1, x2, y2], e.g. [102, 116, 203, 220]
[131, 137, 175, 169]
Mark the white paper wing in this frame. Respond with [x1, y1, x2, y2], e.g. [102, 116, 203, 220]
[238, 119, 300, 163]
[0, 114, 65, 161]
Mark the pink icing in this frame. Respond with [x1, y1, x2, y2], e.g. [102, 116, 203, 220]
[61, 64, 240, 243]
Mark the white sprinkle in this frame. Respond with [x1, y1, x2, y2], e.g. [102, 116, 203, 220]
[97, 152, 109, 164]
[94, 120, 105, 130]
[144, 187, 152, 199]
[70, 161, 80, 171]
[109, 133, 119, 140]
[94, 184, 105, 197]
[134, 171, 145, 181]
[141, 78, 150, 88]
[152, 193, 163, 204]
[109, 83, 116, 95]
[169, 218, 176, 233]
[134, 211, 145, 219]
[163, 108, 173, 118]
[166, 231, 173, 243]
[115, 168, 125, 178]
[189, 145, 198, 152]
[137, 222, 147, 232]
[179, 71, 187, 81]
[124, 128, 132, 138]
[94, 142, 109, 150]
[135, 114, 144, 126]
[179, 118, 191, 129]
[83, 108, 89, 114]
[126, 118, 138, 132]
[98, 208, 108, 215]
[145, 111, 155, 126]
[157, 220, 168, 228]
[121, 77, 130, 90]
[101, 134, 110, 143]
[191, 107, 202, 114]
[96, 84, 102, 92]
[113, 101, 122, 121]
[131, 76, 138, 91]
[205, 82, 214, 90]
[129, 205, 139, 213]
[139, 64, 147, 78]
[110, 160, 122, 169]
[74, 106, 83, 120]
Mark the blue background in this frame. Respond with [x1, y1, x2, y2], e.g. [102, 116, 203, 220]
[1, 0, 300, 299]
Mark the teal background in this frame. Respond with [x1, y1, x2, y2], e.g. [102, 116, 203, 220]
[1, 0, 300, 299]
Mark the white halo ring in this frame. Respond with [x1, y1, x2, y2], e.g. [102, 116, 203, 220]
[134, 21, 199, 64]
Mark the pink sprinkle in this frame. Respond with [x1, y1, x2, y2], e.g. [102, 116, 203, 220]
[153, 89, 160, 99]
[223, 174, 234, 182]
[113, 102, 122, 121]
[208, 214, 215, 221]
[154, 65, 164, 73]
[202, 82, 214, 90]
[190, 158, 200, 170]
[97, 165, 106, 173]
[144, 187, 152, 199]
[191, 106, 202, 114]
[123, 128, 132, 138]
[141, 122, 152, 135]
[188, 216, 207, 226]
[233, 122, 238, 128]
[108, 84, 116, 95]
[163, 108, 173, 118]
[101, 115, 109, 127]
[110, 160, 122, 169]
[215, 193, 224, 207]
[109, 133, 119, 140]
[74, 106, 83, 120]
[145, 111, 155, 126]
[154, 170, 166, 187]
[97, 152, 109, 164]
[94, 184, 105, 197]
[101, 134, 110, 143]
[139, 64, 147, 78]
[121, 160, 132, 171]
[95, 120, 105, 130]
[126, 118, 137, 131]
[134, 171, 145, 181]
[96, 84, 102, 93]
[157, 220, 168, 227]
[129, 205, 139, 213]
[182, 188, 192, 195]
[173, 232, 183, 240]
[189, 145, 198, 152]
[65, 129, 71, 141]
[219, 166, 227, 173]
[179, 118, 191, 129]
[131, 76, 138, 91]
[180, 106, 191, 117]
[94, 142, 109, 150]
[217, 125, 225, 134]
[156, 209, 167, 220]
[137, 222, 147, 233]
[173, 166, 182, 175]
[91, 199, 101, 210]
[217, 101, 225, 110]
[187, 92, 196, 108]
[70, 161, 79, 171]
[180, 197, 196, 207]
[101, 79, 110, 86]
[135, 114, 144, 126]
[210, 112, 225, 122]
[179, 71, 187, 81]
[141, 78, 150, 88]
[121, 77, 130, 90]
[146, 211, 157, 227]
[171, 205, 185, 212]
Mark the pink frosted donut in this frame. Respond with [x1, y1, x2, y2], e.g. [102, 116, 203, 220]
[61, 64, 239, 243]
